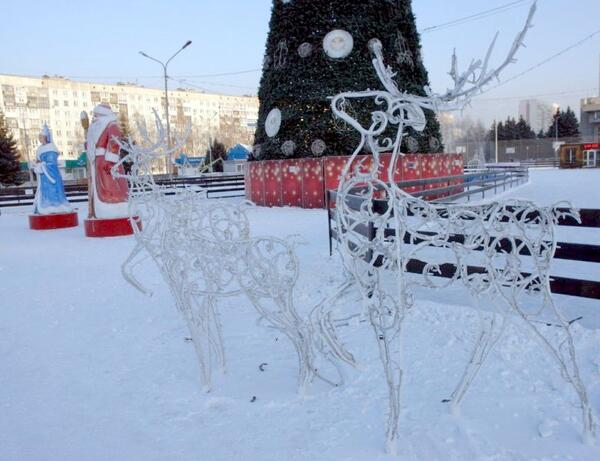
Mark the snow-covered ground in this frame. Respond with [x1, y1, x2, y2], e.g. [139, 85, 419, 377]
[1, 168, 600, 461]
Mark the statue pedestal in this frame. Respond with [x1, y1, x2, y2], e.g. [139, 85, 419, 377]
[84, 217, 140, 238]
[29, 212, 79, 230]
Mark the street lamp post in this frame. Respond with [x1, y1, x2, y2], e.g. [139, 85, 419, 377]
[205, 110, 219, 173]
[551, 103, 561, 164]
[494, 118, 499, 164]
[139, 40, 192, 174]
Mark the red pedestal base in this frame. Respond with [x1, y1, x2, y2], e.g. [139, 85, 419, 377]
[29, 212, 79, 230]
[84, 217, 139, 238]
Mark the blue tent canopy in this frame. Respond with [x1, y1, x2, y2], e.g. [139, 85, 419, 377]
[175, 154, 206, 166]
[227, 144, 251, 161]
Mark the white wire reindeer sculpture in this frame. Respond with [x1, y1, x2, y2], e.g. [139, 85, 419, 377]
[323, 2, 595, 452]
[112, 116, 342, 394]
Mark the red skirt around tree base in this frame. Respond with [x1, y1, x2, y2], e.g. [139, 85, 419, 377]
[245, 153, 465, 209]
[84, 217, 141, 238]
[29, 212, 79, 230]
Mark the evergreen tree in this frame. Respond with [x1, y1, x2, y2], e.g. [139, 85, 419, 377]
[536, 128, 545, 139]
[254, 0, 443, 160]
[516, 116, 535, 139]
[119, 112, 133, 141]
[492, 121, 505, 141]
[503, 118, 518, 141]
[117, 113, 134, 174]
[0, 111, 21, 186]
[204, 139, 228, 172]
[545, 107, 580, 139]
[488, 116, 536, 141]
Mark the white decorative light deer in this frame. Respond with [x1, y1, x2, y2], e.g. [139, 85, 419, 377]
[324, 2, 595, 453]
[112, 116, 343, 394]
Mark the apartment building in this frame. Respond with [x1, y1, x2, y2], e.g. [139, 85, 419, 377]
[518, 99, 553, 134]
[581, 96, 600, 142]
[0, 74, 259, 164]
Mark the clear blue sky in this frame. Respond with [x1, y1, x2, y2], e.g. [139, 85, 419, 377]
[1, 0, 599, 125]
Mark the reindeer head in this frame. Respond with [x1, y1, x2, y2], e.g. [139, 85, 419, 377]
[111, 110, 190, 193]
[331, 2, 536, 185]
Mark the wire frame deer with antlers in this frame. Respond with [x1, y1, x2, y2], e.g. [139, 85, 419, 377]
[325, 2, 595, 453]
[111, 116, 344, 394]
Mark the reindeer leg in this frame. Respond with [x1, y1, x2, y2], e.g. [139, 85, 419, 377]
[206, 296, 227, 374]
[278, 295, 315, 394]
[121, 243, 153, 296]
[289, 286, 360, 392]
[369, 304, 403, 456]
[309, 280, 358, 384]
[506, 291, 595, 443]
[446, 297, 507, 415]
[294, 327, 314, 395]
[358, 268, 405, 455]
[180, 294, 213, 393]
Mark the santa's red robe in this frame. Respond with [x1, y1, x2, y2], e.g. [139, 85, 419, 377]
[94, 121, 128, 203]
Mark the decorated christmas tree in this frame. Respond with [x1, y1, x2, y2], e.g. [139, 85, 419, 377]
[253, 0, 443, 160]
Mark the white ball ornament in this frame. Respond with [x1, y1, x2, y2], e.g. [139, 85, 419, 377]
[298, 43, 313, 58]
[265, 108, 282, 138]
[323, 30, 354, 59]
[311, 139, 326, 156]
[406, 136, 419, 154]
[263, 55, 272, 69]
[281, 140, 296, 156]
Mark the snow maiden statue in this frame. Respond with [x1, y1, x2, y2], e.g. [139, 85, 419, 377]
[28, 124, 78, 230]
[33, 124, 72, 215]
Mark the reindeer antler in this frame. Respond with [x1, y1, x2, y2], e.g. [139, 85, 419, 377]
[369, 2, 536, 111]
[111, 110, 191, 181]
[432, 1, 536, 108]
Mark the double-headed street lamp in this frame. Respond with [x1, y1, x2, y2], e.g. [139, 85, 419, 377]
[139, 40, 192, 173]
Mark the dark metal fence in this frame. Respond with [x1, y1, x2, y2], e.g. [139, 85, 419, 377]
[0, 174, 245, 208]
[327, 175, 600, 301]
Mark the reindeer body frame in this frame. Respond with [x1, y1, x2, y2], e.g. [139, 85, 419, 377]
[113, 118, 341, 394]
[325, 2, 595, 452]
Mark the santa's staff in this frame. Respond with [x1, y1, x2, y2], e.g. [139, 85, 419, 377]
[80, 111, 95, 219]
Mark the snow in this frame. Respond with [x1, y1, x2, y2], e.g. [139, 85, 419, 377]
[1, 168, 600, 460]
[499, 168, 600, 209]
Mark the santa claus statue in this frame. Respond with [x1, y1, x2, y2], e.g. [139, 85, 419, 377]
[86, 104, 129, 219]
